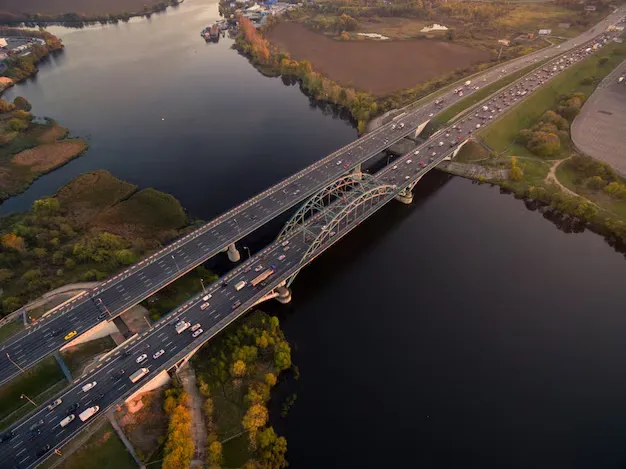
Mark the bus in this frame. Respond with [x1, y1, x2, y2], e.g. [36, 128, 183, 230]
[251, 268, 275, 287]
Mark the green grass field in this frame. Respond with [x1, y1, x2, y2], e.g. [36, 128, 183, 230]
[0, 320, 24, 343]
[61, 336, 116, 377]
[480, 41, 626, 154]
[0, 356, 65, 427]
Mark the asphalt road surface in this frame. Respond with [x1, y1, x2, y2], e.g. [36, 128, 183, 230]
[0, 23, 623, 468]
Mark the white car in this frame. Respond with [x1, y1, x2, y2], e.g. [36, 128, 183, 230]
[191, 323, 201, 332]
[406, 159, 412, 164]
[200, 302, 210, 310]
[414, 150, 420, 155]
[392, 165, 398, 170]
[192, 328, 203, 338]
[153, 349, 165, 359]
[405, 175, 410, 180]
[47, 398, 62, 411]
[82, 381, 97, 392]
[336, 160, 342, 166]
[202, 294, 212, 302]
[278, 254, 286, 261]
[136, 354, 148, 364]
[254, 265, 263, 272]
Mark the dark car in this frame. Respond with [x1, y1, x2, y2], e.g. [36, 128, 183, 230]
[0, 430, 15, 443]
[36, 444, 51, 457]
[29, 419, 44, 431]
[122, 350, 132, 357]
[51, 329, 60, 337]
[66, 403, 80, 415]
[220, 282, 228, 289]
[97, 312, 108, 320]
[27, 429, 41, 441]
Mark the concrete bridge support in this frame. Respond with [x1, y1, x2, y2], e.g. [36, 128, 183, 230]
[413, 120, 431, 139]
[352, 163, 363, 181]
[59, 319, 120, 351]
[275, 286, 292, 304]
[224, 243, 241, 262]
[53, 351, 73, 383]
[394, 175, 423, 205]
[125, 369, 171, 403]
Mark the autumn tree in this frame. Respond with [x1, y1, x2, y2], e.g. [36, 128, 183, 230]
[231, 359, 247, 377]
[206, 440, 223, 466]
[1, 233, 26, 252]
[257, 427, 288, 469]
[242, 403, 269, 433]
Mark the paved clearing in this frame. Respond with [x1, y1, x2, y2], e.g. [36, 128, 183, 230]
[265, 22, 490, 96]
[0, 0, 164, 16]
[571, 60, 626, 175]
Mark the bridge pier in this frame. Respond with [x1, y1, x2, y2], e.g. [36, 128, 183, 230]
[413, 120, 431, 139]
[351, 163, 363, 181]
[224, 243, 241, 262]
[275, 286, 292, 304]
[394, 188, 413, 205]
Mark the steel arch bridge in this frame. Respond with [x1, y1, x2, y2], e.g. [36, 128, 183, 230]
[278, 173, 397, 286]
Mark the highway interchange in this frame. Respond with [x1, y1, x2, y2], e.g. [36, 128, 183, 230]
[1, 6, 623, 390]
[0, 9, 624, 468]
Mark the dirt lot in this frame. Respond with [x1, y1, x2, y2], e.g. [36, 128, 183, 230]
[11, 140, 87, 172]
[265, 22, 490, 95]
[0, 0, 164, 17]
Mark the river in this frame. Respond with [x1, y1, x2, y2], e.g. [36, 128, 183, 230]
[4, 1, 626, 468]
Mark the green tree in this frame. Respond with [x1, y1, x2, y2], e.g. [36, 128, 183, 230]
[274, 341, 291, 371]
[586, 175, 607, 190]
[7, 118, 28, 132]
[0, 269, 13, 283]
[12, 96, 31, 111]
[2, 297, 21, 314]
[33, 197, 61, 214]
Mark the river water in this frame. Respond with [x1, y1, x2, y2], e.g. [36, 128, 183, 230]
[4, 1, 626, 468]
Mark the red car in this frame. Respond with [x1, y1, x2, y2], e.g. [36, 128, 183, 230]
[419, 161, 425, 166]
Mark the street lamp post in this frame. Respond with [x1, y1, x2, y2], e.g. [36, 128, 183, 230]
[6, 353, 25, 373]
[243, 246, 251, 259]
[200, 278, 206, 293]
[21, 393, 36, 407]
[171, 254, 180, 271]
[143, 316, 152, 330]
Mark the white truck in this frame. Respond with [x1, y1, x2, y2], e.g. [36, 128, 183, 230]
[130, 368, 150, 384]
[78, 406, 99, 422]
[464, 80, 471, 86]
[175, 320, 191, 334]
[234, 280, 247, 291]
[59, 415, 75, 428]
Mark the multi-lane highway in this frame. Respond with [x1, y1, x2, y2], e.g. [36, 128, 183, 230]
[0, 23, 623, 467]
[2, 7, 622, 389]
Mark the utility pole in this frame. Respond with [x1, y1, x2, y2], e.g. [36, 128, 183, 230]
[243, 246, 251, 259]
[20, 393, 36, 407]
[200, 278, 206, 293]
[171, 254, 180, 271]
[6, 353, 25, 373]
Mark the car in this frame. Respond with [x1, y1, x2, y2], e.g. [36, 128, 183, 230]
[0, 431, 15, 443]
[330, 231, 336, 237]
[232, 300, 241, 310]
[67, 403, 80, 414]
[82, 381, 97, 392]
[47, 398, 62, 411]
[97, 312, 108, 320]
[405, 175, 410, 180]
[254, 265, 264, 272]
[344, 163, 350, 169]
[392, 165, 398, 170]
[283, 246, 290, 251]
[51, 329, 61, 337]
[191, 323, 201, 332]
[221, 281, 228, 289]
[122, 350, 132, 357]
[36, 444, 51, 457]
[64, 330, 77, 341]
[200, 302, 210, 310]
[406, 159, 412, 164]
[202, 294, 212, 302]
[136, 354, 148, 364]
[116, 369, 126, 379]
[335, 160, 342, 166]
[153, 349, 165, 359]
[29, 420, 44, 431]
[27, 429, 41, 441]
[192, 329, 203, 338]
[414, 150, 420, 155]
[278, 254, 286, 261]
[420, 161, 425, 166]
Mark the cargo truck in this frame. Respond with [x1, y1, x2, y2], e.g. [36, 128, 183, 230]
[130, 367, 150, 383]
[78, 406, 99, 422]
[175, 320, 191, 334]
[234, 280, 247, 291]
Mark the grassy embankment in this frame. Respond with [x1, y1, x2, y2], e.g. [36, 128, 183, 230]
[0, 97, 87, 201]
[0, 170, 189, 320]
[191, 311, 292, 468]
[0, 356, 66, 430]
[459, 39, 626, 242]
[0, 319, 23, 342]
[40, 422, 137, 469]
[60, 336, 117, 376]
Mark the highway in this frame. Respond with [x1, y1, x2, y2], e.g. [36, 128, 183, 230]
[0, 8, 622, 389]
[0, 24, 622, 467]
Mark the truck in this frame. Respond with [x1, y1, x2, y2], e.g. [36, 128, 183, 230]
[78, 406, 99, 423]
[59, 415, 75, 428]
[129, 367, 149, 384]
[464, 80, 471, 86]
[234, 280, 247, 291]
[175, 320, 191, 334]
[251, 268, 275, 287]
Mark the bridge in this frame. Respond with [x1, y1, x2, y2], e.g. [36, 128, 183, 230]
[0, 11, 624, 468]
[0, 11, 618, 389]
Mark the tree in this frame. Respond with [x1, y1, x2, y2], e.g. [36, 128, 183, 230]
[1, 233, 26, 251]
[33, 197, 61, 214]
[340, 31, 350, 40]
[12, 110, 32, 121]
[7, 118, 28, 132]
[586, 175, 607, 190]
[231, 359, 247, 377]
[12, 96, 31, 111]
[598, 56, 609, 66]
[203, 398, 214, 417]
[257, 427, 288, 469]
[206, 441, 223, 466]
[0, 99, 14, 113]
[242, 403, 269, 433]
[274, 341, 291, 371]
[0, 269, 13, 283]
[265, 372, 277, 387]
[2, 297, 21, 314]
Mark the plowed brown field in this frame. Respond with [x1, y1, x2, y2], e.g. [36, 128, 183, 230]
[265, 22, 491, 96]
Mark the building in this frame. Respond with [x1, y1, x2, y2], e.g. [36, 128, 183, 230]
[0, 38, 7, 48]
[538, 29, 552, 36]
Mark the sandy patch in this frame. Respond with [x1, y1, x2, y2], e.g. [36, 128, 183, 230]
[11, 140, 87, 172]
[37, 124, 69, 144]
[265, 22, 490, 95]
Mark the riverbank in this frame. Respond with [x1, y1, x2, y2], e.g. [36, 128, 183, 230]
[443, 38, 626, 247]
[0, 96, 89, 202]
[0, 0, 182, 27]
[0, 169, 189, 318]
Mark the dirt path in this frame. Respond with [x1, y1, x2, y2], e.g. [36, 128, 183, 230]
[178, 363, 207, 468]
[545, 158, 579, 197]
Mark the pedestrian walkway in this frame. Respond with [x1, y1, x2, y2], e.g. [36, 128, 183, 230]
[178, 362, 207, 467]
[107, 411, 146, 469]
